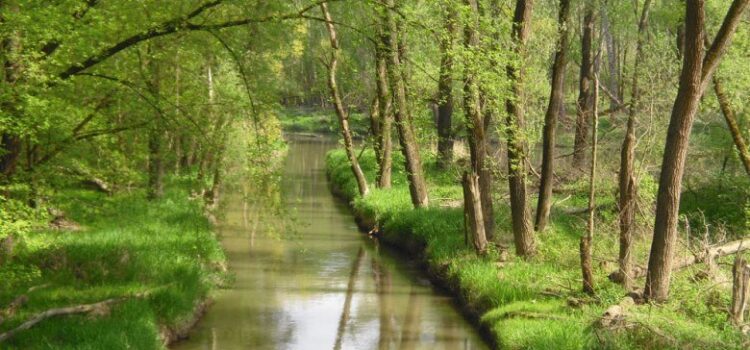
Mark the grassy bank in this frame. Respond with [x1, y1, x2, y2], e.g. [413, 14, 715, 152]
[0, 178, 226, 349]
[326, 149, 747, 350]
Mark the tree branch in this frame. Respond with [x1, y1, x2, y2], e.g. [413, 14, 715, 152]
[58, 0, 339, 79]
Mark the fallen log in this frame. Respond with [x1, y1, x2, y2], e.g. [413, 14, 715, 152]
[0, 289, 151, 343]
[609, 238, 750, 282]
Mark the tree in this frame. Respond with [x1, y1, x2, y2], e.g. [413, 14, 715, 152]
[321, 2, 369, 197]
[374, 6, 393, 189]
[616, 0, 652, 291]
[572, 4, 596, 170]
[535, 0, 571, 232]
[383, 0, 429, 208]
[505, 0, 535, 257]
[436, 3, 457, 170]
[581, 70, 600, 296]
[712, 74, 750, 176]
[644, 0, 750, 302]
[462, 0, 491, 246]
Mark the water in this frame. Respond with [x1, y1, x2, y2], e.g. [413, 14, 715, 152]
[174, 136, 487, 350]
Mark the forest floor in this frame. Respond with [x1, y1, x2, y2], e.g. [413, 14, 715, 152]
[326, 148, 748, 349]
[0, 178, 226, 349]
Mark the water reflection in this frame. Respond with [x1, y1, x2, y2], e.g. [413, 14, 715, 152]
[173, 135, 487, 350]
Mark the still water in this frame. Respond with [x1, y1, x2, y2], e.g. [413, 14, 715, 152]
[174, 136, 487, 350]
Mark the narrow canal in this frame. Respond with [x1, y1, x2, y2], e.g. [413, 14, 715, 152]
[175, 136, 487, 350]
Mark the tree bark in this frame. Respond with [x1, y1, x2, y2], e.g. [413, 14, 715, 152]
[644, 0, 749, 302]
[383, 0, 429, 208]
[463, 172, 488, 255]
[436, 6, 456, 170]
[375, 11, 393, 189]
[321, 2, 369, 197]
[713, 75, 750, 176]
[617, 0, 652, 291]
[505, 0, 535, 257]
[572, 6, 595, 170]
[535, 0, 571, 232]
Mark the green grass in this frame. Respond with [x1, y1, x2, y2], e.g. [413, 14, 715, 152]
[0, 177, 226, 349]
[326, 148, 747, 349]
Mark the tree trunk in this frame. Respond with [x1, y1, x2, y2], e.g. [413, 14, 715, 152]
[581, 69, 599, 296]
[713, 75, 750, 176]
[146, 45, 163, 200]
[731, 256, 750, 327]
[505, 0, 535, 257]
[384, 0, 429, 208]
[617, 0, 652, 291]
[644, 0, 749, 302]
[173, 53, 182, 175]
[535, 0, 571, 232]
[321, 2, 369, 197]
[462, 172, 488, 255]
[375, 14, 393, 189]
[462, 0, 494, 241]
[601, 7, 620, 112]
[436, 7, 456, 170]
[572, 6, 595, 170]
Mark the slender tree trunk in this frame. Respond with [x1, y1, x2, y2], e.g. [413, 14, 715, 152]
[713, 75, 750, 176]
[601, 7, 620, 111]
[384, 0, 429, 208]
[505, 0, 535, 257]
[146, 46, 164, 200]
[535, 0, 571, 232]
[572, 6, 595, 170]
[581, 71, 599, 296]
[644, 0, 749, 302]
[321, 2, 369, 197]
[370, 97, 383, 174]
[375, 16, 393, 189]
[173, 53, 182, 175]
[617, 0, 652, 291]
[436, 7, 456, 170]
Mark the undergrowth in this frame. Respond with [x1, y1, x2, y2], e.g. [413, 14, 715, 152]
[0, 177, 226, 349]
[326, 148, 747, 350]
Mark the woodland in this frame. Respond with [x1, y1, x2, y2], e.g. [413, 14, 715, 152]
[1, 0, 750, 349]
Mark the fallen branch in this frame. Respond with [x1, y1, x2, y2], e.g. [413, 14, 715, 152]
[0, 284, 51, 326]
[609, 238, 750, 282]
[0, 289, 152, 343]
